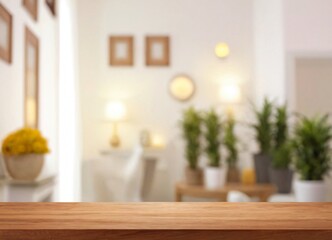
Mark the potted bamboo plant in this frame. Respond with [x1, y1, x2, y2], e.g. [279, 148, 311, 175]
[2, 128, 50, 181]
[252, 98, 273, 183]
[224, 116, 240, 183]
[270, 105, 293, 193]
[293, 115, 332, 202]
[203, 109, 225, 189]
[180, 107, 203, 185]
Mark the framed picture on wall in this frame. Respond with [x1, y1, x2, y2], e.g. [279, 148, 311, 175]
[24, 27, 39, 129]
[0, 3, 12, 64]
[146, 36, 170, 66]
[109, 36, 134, 66]
[45, 0, 56, 16]
[23, 0, 38, 21]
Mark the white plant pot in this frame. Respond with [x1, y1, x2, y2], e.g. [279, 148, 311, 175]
[204, 167, 226, 190]
[295, 180, 326, 202]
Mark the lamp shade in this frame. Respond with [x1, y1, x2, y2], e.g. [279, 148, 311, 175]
[105, 101, 127, 121]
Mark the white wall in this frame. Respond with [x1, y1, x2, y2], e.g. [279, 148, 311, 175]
[284, 0, 332, 53]
[0, 0, 58, 180]
[284, 0, 332, 110]
[78, 0, 255, 201]
[253, 0, 332, 117]
[283, 0, 332, 201]
[254, 0, 285, 104]
[254, 0, 332, 104]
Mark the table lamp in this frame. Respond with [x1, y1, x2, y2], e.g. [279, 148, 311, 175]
[105, 101, 127, 148]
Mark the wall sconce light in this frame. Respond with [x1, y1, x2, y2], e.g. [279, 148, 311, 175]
[215, 43, 230, 58]
[219, 81, 242, 118]
[169, 75, 195, 102]
[219, 82, 242, 104]
[105, 101, 127, 148]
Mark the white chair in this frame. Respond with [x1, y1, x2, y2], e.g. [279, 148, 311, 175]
[92, 146, 144, 202]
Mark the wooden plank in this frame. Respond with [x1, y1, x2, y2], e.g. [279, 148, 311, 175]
[0, 230, 332, 240]
[0, 203, 331, 239]
[0, 203, 331, 230]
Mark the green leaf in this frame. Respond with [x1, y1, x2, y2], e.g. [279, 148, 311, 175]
[202, 109, 222, 167]
[180, 107, 203, 169]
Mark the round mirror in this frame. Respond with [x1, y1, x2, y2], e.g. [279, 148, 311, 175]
[169, 75, 195, 102]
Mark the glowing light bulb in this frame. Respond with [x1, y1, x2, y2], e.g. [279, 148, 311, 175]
[215, 43, 230, 58]
[219, 83, 242, 104]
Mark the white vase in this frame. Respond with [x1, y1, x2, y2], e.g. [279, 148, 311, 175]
[295, 180, 326, 202]
[204, 167, 226, 190]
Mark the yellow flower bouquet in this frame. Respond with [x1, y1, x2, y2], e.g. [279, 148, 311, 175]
[1, 128, 49, 181]
[2, 128, 50, 156]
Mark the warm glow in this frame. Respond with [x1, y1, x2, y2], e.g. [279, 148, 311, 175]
[26, 98, 37, 128]
[170, 76, 195, 101]
[106, 101, 127, 121]
[215, 43, 230, 58]
[219, 82, 242, 104]
[151, 134, 165, 148]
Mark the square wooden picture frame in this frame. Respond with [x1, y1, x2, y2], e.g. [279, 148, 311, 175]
[146, 36, 170, 66]
[23, 0, 38, 21]
[0, 3, 13, 64]
[24, 27, 39, 129]
[109, 36, 134, 66]
[45, 0, 56, 16]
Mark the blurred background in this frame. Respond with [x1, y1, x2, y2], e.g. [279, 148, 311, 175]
[0, 0, 332, 203]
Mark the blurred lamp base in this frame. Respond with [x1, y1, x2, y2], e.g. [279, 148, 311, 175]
[110, 123, 121, 148]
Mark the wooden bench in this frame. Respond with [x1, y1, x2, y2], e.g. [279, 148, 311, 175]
[0, 203, 331, 240]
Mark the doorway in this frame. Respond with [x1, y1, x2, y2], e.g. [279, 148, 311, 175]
[291, 54, 332, 201]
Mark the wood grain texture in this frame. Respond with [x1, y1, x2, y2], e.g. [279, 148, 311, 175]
[1, 230, 332, 240]
[0, 203, 331, 230]
[0, 203, 331, 239]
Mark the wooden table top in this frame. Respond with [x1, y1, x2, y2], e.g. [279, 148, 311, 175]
[0, 203, 331, 230]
